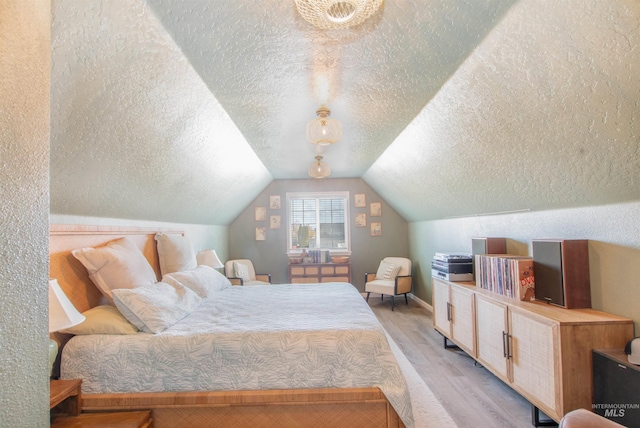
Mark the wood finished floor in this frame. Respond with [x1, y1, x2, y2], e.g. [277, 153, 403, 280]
[368, 296, 547, 428]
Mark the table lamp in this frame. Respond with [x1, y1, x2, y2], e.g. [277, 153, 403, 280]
[49, 279, 85, 375]
[197, 249, 224, 270]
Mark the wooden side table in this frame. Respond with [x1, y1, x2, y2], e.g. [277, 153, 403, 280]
[50, 379, 153, 427]
[50, 379, 82, 417]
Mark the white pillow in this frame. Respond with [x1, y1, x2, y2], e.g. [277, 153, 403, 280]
[61, 305, 139, 335]
[376, 261, 401, 280]
[72, 237, 157, 304]
[162, 265, 231, 299]
[112, 282, 202, 334]
[155, 233, 197, 276]
[233, 261, 251, 281]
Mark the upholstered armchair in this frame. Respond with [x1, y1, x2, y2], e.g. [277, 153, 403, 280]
[224, 259, 271, 286]
[365, 257, 412, 310]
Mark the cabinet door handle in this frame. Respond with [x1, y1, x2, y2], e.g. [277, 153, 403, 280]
[502, 331, 508, 358]
[446, 302, 452, 321]
[502, 331, 512, 359]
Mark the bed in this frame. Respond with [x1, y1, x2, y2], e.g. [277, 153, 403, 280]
[49, 225, 413, 428]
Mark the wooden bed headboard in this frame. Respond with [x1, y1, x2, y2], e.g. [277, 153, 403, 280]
[49, 224, 182, 313]
[49, 224, 184, 375]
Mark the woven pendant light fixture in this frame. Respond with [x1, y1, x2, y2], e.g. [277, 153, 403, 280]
[306, 105, 342, 146]
[295, 0, 383, 30]
[308, 155, 331, 178]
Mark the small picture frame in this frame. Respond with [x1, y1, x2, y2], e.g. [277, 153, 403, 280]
[269, 195, 281, 210]
[255, 226, 266, 241]
[370, 222, 382, 237]
[370, 202, 382, 217]
[270, 215, 281, 229]
[355, 212, 367, 227]
[354, 193, 366, 208]
[255, 206, 267, 221]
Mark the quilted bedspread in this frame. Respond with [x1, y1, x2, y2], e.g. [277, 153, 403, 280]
[61, 282, 414, 427]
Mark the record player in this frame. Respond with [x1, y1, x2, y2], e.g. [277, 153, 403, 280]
[431, 253, 473, 281]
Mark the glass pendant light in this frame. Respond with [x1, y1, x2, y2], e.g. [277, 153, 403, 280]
[306, 105, 342, 146]
[308, 155, 331, 178]
[294, 0, 384, 30]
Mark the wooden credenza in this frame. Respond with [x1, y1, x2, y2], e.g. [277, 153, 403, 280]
[288, 263, 351, 284]
[432, 277, 634, 423]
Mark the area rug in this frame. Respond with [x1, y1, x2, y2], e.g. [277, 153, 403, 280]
[386, 333, 459, 428]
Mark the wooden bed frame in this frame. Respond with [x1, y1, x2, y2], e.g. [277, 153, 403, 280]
[49, 224, 406, 428]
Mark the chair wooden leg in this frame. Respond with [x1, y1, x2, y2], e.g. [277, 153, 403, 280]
[391, 295, 395, 311]
[404, 293, 408, 305]
[366, 292, 370, 302]
[381, 294, 383, 301]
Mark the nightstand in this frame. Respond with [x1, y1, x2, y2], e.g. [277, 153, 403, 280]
[50, 379, 153, 427]
[50, 379, 82, 417]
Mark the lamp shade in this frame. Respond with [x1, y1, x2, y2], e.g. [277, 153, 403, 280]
[49, 279, 85, 333]
[197, 249, 224, 269]
[306, 105, 342, 146]
[308, 155, 331, 178]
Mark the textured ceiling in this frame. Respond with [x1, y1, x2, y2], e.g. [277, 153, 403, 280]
[145, 0, 516, 178]
[364, 0, 640, 221]
[51, 0, 272, 225]
[50, 0, 640, 225]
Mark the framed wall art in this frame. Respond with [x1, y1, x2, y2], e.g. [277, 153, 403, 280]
[354, 193, 366, 208]
[270, 215, 281, 229]
[370, 222, 382, 237]
[269, 195, 281, 210]
[370, 202, 382, 217]
[255, 226, 266, 241]
[355, 212, 367, 227]
[255, 206, 267, 221]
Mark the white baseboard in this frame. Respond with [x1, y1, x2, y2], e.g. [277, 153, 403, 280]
[409, 293, 432, 312]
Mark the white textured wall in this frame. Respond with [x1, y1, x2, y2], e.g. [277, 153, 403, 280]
[365, 0, 640, 222]
[410, 201, 640, 331]
[0, 0, 50, 426]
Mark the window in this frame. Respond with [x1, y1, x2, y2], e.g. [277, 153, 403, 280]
[286, 191, 350, 255]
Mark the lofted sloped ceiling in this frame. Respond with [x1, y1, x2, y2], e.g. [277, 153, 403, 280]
[365, 0, 640, 221]
[50, 0, 640, 226]
[144, 0, 516, 179]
